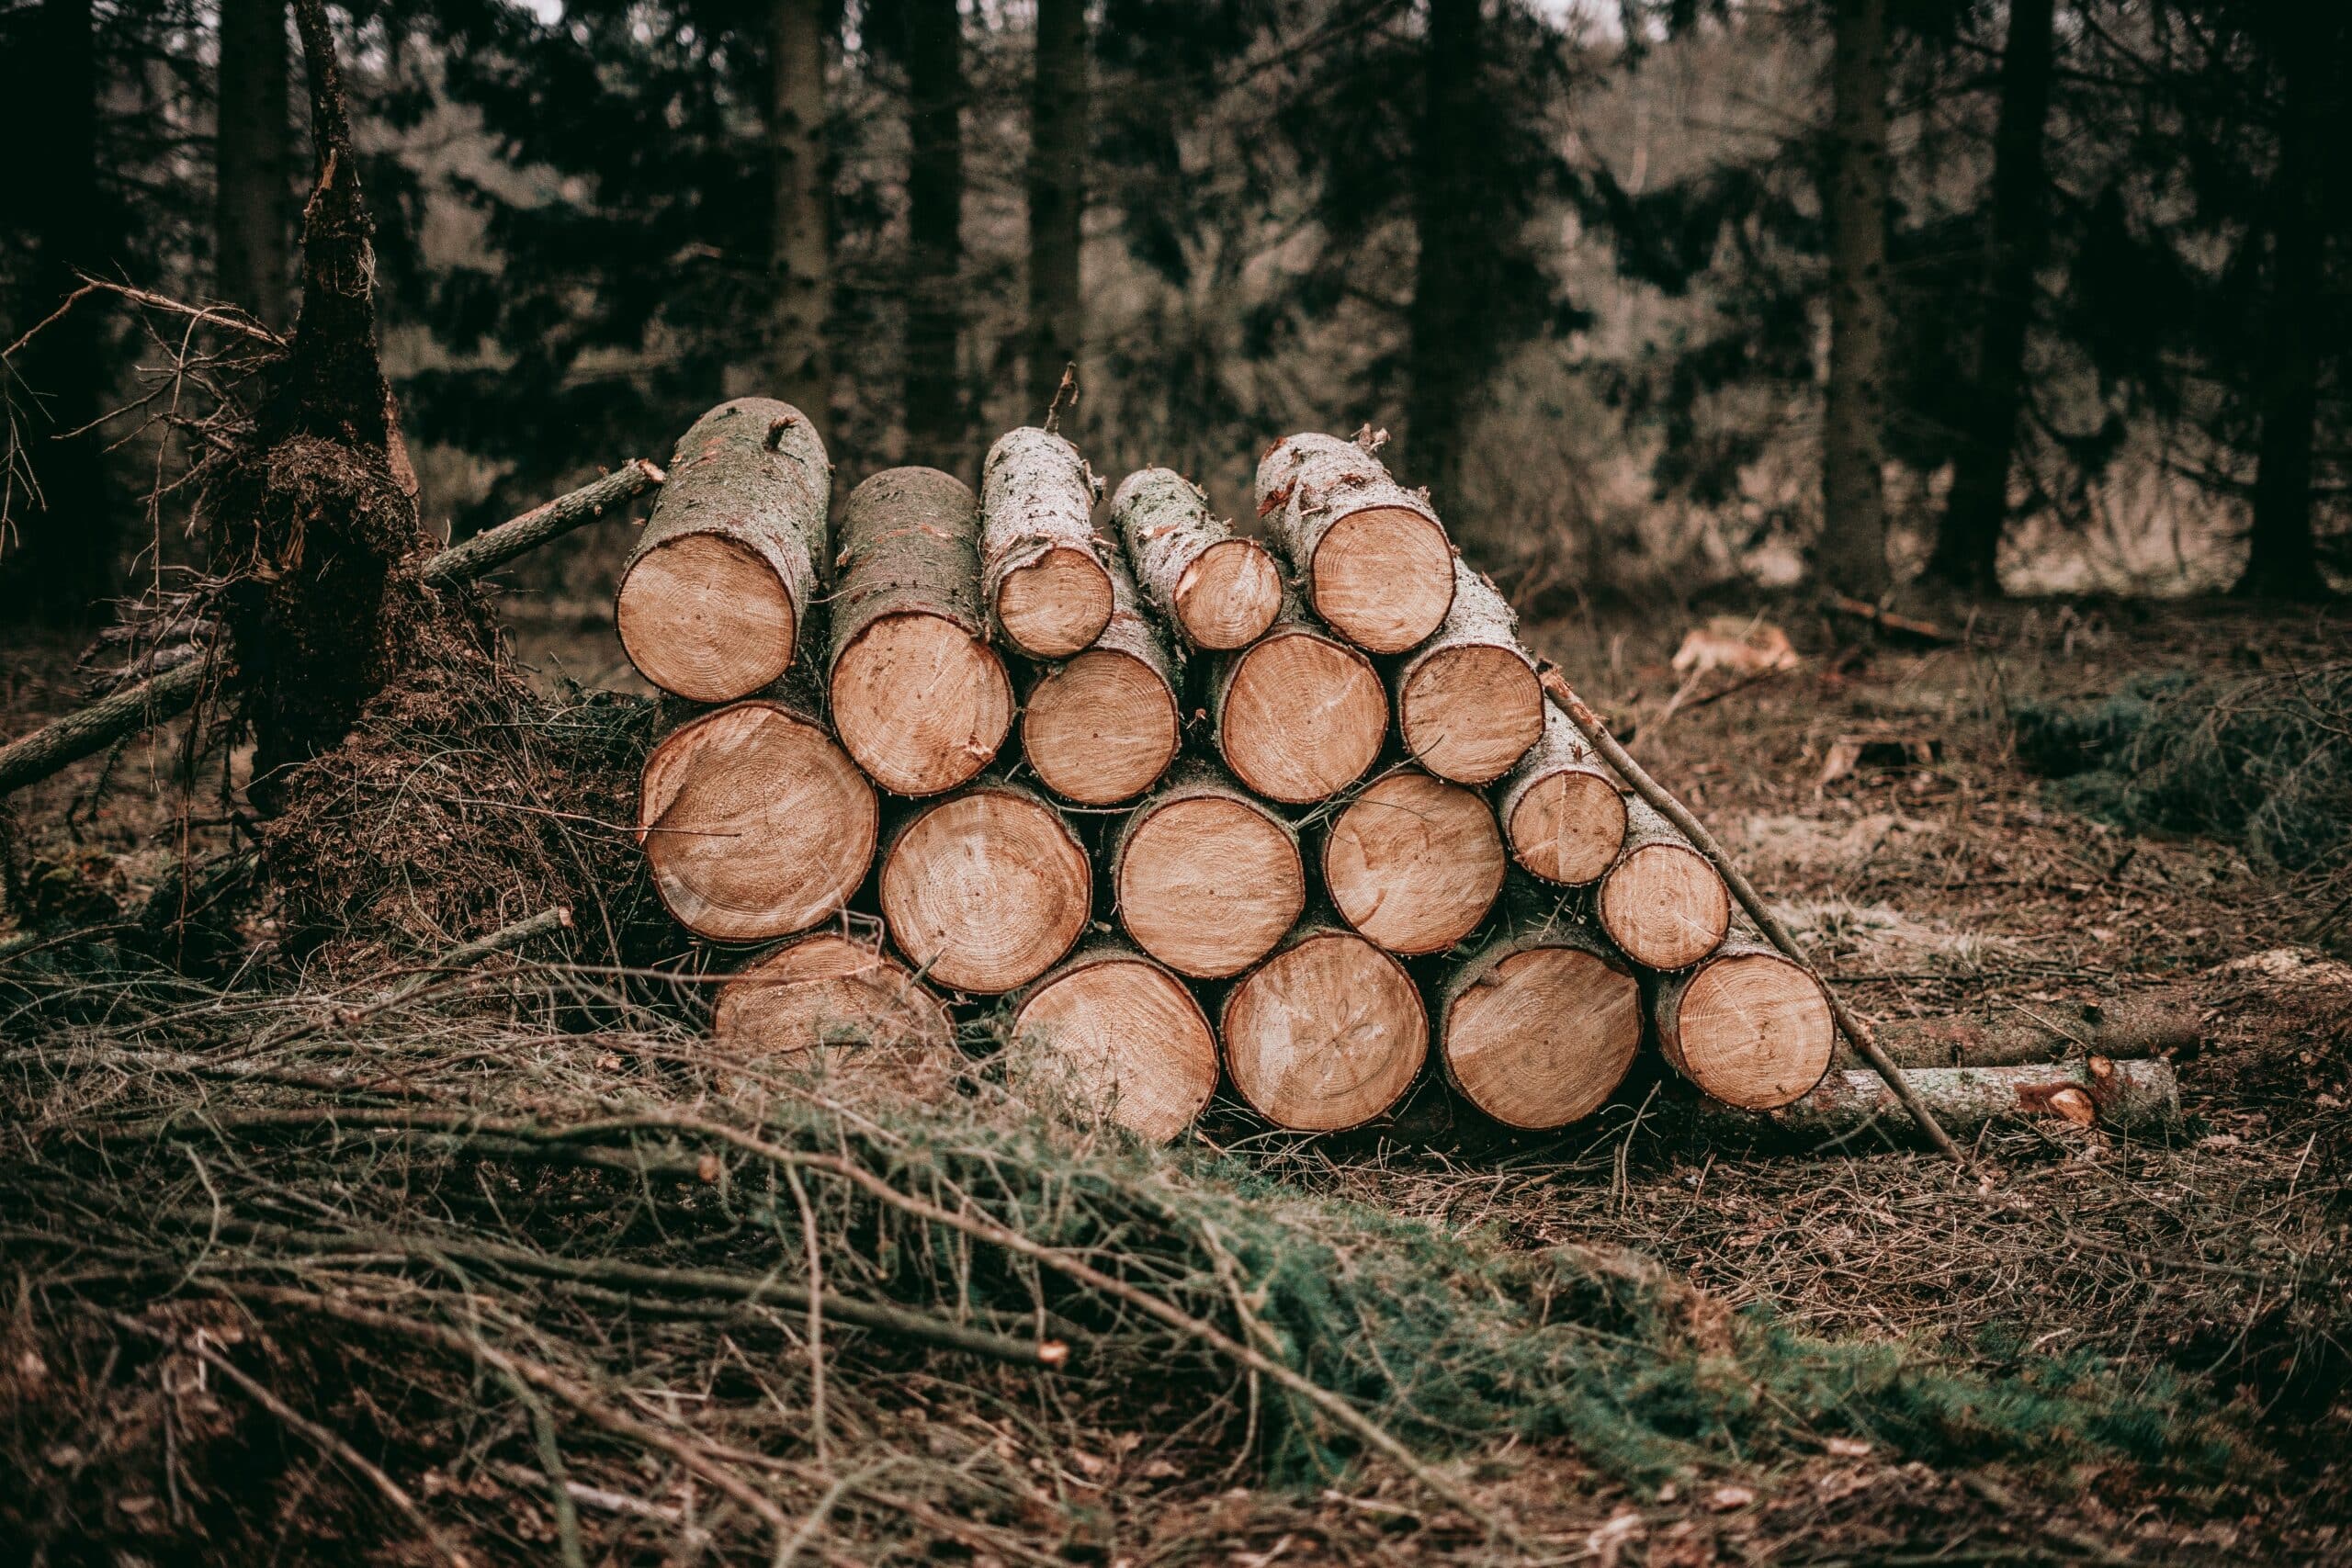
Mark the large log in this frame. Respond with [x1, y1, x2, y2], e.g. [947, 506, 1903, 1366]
[877, 779, 1091, 994]
[1393, 559, 1543, 785]
[979, 426, 1114, 658]
[616, 400, 828, 703]
[1842, 993, 2202, 1070]
[1011, 942, 1221, 1143]
[1437, 897, 1641, 1130]
[1650, 927, 1835, 1110]
[1254, 430, 1454, 654]
[713, 931, 955, 1056]
[1112, 759, 1306, 979]
[636, 663, 876, 944]
[1321, 767, 1505, 955]
[1703, 1056, 2181, 1142]
[1495, 702, 1626, 885]
[828, 468, 1014, 796]
[1206, 587, 1387, 804]
[1596, 797, 1731, 971]
[1109, 467, 1282, 650]
[1019, 548, 1180, 806]
[1221, 916, 1428, 1133]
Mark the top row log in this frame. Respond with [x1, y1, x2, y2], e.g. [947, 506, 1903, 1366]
[1109, 468, 1283, 651]
[1255, 429, 1455, 655]
[981, 427, 1114, 659]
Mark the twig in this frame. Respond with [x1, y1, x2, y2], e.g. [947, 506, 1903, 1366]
[1825, 593, 1954, 647]
[376, 906, 574, 1004]
[1042, 363, 1079, 433]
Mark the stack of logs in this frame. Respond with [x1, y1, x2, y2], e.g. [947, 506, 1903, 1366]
[618, 400, 2017, 1144]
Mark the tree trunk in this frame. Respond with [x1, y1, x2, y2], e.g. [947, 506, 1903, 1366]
[1112, 758, 1305, 979]
[615, 399, 829, 703]
[1206, 584, 1387, 804]
[1437, 894, 1641, 1131]
[979, 425, 1113, 657]
[877, 778, 1091, 995]
[1927, 0, 2052, 594]
[1012, 941, 1219, 1144]
[1404, 0, 1477, 512]
[216, 0, 290, 329]
[1020, 548, 1178, 806]
[1109, 467, 1280, 650]
[1320, 767, 1504, 956]
[1024, 0, 1085, 420]
[1819, 0, 1891, 596]
[767, 0, 831, 421]
[1495, 701, 1625, 886]
[714, 931, 953, 1057]
[1393, 558, 1542, 784]
[1649, 926, 1836, 1110]
[1702, 1055, 2180, 1142]
[1836, 991, 2201, 1071]
[1221, 915, 1428, 1133]
[1254, 430, 1455, 653]
[827, 466, 1012, 796]
[903, 0, 966, 470]
[1595, 796, 1730, 971]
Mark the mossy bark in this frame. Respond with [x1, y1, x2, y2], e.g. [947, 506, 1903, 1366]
[829, 466, 991, 660]
[1110, 467, 1275, 649]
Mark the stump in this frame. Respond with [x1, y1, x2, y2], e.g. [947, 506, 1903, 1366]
[1321, 768, 1505, 955]
[1651, 930, 1836, 1110]
[1438, 906, 1641, 1130]
[1020, 549, 1180, 806]
[1109, 467, 1282, 650]
[980, 426, 1114, 658]
[1221, 919, 1427, 1133]
[713, 931, 954, 1056]
[1495, 703, 1626, 885]
[1255, 431, 1453, 654]
[878, 781, 1091, 994]
[1112, 761, 1305, 979]
[1596, 798, 1731, 971]
[1207, 588, 1387, 804]
[1393, 559, 1543, 785]
[1012, 942, 1221, 1143]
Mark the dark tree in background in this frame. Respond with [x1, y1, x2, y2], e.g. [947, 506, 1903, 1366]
[901, 0, 967, 469]
[1819, 0, 1890, 595]
[768, 0, 832, 422]
[1026, 0, 1086, 419]
[215, 0, 292, 329]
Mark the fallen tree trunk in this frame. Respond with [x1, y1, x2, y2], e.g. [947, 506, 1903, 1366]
[1020, 548, 1180, 806]
[1222, 914, 1428, 1133]
[1254, 430, 1453, 654]
[1320, 767, 1505, 956]
[1011, 941, 1221, 1143]
[1596, 797, 1731, 971]
[1651, 927, 1836, 1110]
[1703, 1055, 2181, 1142]
[1495, 702, 1625, 885]
[877, 778, 1091, 994]
[980, 426, 1113, 658]
[1111, 759, 1306, 979]
[1109, 467, 1281, 650]
[616, 400, 828, 703]
[1393, 559, 1543, 785]
[1838, 993, 2202, 1070]
[712, 931, 954, 1056]
[1437, 897, 1641, 1131]
[828, 467, 1014, 797]
[1206, 586, 1387, 804]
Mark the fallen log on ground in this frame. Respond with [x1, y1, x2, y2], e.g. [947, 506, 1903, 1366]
[1111, 759, 1306, 979]
[1011, 941, 1221, 1143]
[1437, 896, 1641, 1131]
[1495, 704, 1626, 885]
[1109, 467, 1282, 650]
[1393, 558, 1543, 785]
[1255, 429, 1454, 654]
[1320, 766, 1505, 955]
[1596, 797, 1732, 972]
[877, 779, 1091, 995]
[712, 931, 954, 1056]
[1839, 993, 2202, 1070]
[1650, 926, 1837, 1111]
[1019, 547, 1180, 806]
[1220, 915, 1428, 1133]
[980, 426, 1113, 659]
[1703, 1055, 2181, 1143]
[1206, 586, 1387, 804]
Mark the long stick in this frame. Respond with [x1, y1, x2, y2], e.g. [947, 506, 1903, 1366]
[1537, 665, 1966, 1165]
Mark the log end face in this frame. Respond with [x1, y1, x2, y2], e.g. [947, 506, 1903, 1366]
[1310, 506, 1453, 653]
[616, 533, 797, 703]
[1222, 931, 1427, 1132]
[1445, 946, 1642, 1129]
[1325, 771, 1505, 955]
[1023, 649, 1181, 806]
[1598, 842, 1732, 971]
[1672, 953, 1835, 1110]
[831, 612, 1014, 796]
[1013, 955, 1220, 1143]
[997, 547, 1114, 659]
[1175, 537, 1283, 649]
[1507, 772, 1628, 885]
[1400, 645, 1544, 784]
[713, 933, 954, 1058]
[879, 788, 1091, 994]
[1219, 632, 1388, 804]
[1117, 795, 1305, 978]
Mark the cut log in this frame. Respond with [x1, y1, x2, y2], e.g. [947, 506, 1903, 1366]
[1020, 548, 1180, 806]
[877, 779, 1091, 994]
[1207, 587, 1387, 804]
[1393, 559, 1543, 785]
[637, 668, 876, 944]
[1596, 798, 1731, 971]
[1012, 942, 1221, 1143]
[1254, 430, 1454, 654]
[980, 426, 1114, 658]
[1109, 467, 1282, 650]
[1221, 917, 1428, 1133]
[1702, 1056, 2181, 1142]
[1495, 703, 1626, 885]
[828, 467, 1014, 796]
[617, 400, 828, 703]
[1437, 899, 1641, 1130]
[713, 931, 955, 1055]
[1321, 768, 1505, 955]
[1651, 928, 1836, 1110]
[1112, 759, 1306, 979]
[1840, 993, 2203, 1070]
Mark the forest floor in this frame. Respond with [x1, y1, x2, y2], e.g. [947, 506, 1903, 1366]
[2, 591, 2347, 1564]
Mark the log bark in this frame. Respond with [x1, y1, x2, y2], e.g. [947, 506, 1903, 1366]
[1253, 431, 1454, 654]
[713, 931, 954, 1057]
[827, 467, 1013, 796]
[637, 660, 876, 944]
[1206, 586, 1387, 805]
[877, 778, 1091, 995]
[1838, 993, 2201, 1071]
[1320, 767, 1504, 956]
[979, 426, 1113, 658]
[1012, 941, 1219, 1143]
[1437, 894, 1641, 1130]
[616, 399, 829, 703]
[1495, 702, 1625, 885]
[1650, 926, 1835, 1110]
[1221, 915, 1428, 1133]
[1019, 547, 1179, 806]
[1109, 468, 1281, 650]
[1112, 759, 1305, 979]
[1596, 797, 1730, 971]
[1703, 1056, 2180, 1143]
[1393, 558, 1542, 785]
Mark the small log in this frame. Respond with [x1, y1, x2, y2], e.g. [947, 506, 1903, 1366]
[1254, 430, 1453, 654]
[1112, 759, 1306, 979]
[1437, 897, 1641, 1130]
[877, 779, 1091, 995]
[1019, 549, 1180, 806]
[1012, 942, 1221, 1143]
[828, 468, 1014, 797]
[1221, 916, 1429, 1133]
[1596, 797, 1731, 971]
[1206, 586, 1387, 804]
[1495, 702, 1626, 885]
[1321, 767, 1505, 956]
[1109, 467, 1281, 650]
[980, 426, 1114, 658]
[637, 665, 877, 944]
[1706, 1056, 2181, 1142]
[1393, 559, 1543, 785]
[1650, 927, 1835, 1110]
[616, 400, 828, 702]
[712, 931, 954, 1056]
[1841, 994, 2203, 1070]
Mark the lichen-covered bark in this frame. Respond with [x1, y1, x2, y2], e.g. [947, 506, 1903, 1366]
[1840, 992, 2201, 1071]
[1495, 702, 1621, 871]
[828, 466, 990, 660]
[1110, 468, 1248, 640]
[1252, 430, 1444, 578]
[979, 425, 1106, 623]
[1705, 1056, 2180, 1142]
